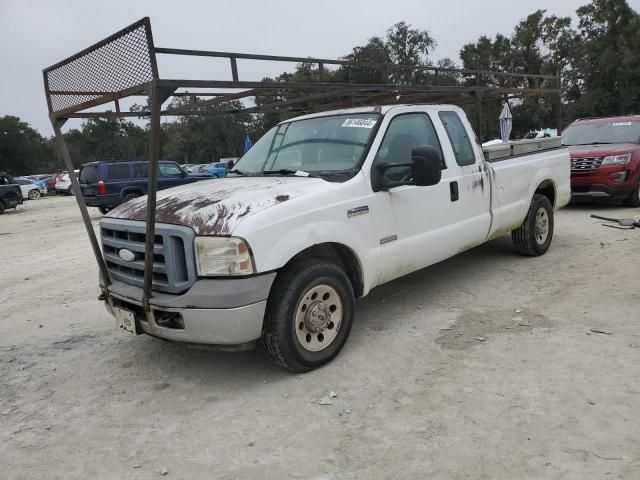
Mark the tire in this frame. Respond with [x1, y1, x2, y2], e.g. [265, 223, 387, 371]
[262, 259, 355, 372]
[28, 189, 41, 200]
[0, 201, 5, 215]
[512, 194, 554, 256]
[98, 206, 111, 215]
[122, 192, 140, 203]
[67, 186, 73, 195]
[623, 176, 640, 208]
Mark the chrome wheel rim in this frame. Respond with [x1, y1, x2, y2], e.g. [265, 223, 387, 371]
[535, 207, 549, 245]
[294, 284, 343, 352]
[28, 190, 40, 199]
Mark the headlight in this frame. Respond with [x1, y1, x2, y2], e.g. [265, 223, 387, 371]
[194, 237, 254, 276]
[601, 153, 631, 165]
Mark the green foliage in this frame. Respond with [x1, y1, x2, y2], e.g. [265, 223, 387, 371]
[0, 116, 55, 175]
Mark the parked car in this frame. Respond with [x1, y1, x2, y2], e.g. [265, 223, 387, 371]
[55, 170, 79, 195]
[48, 171, 66, 194]
[100, 104, 570, 372]
[14, 177, 44, 200]
[563, 115, 640, 206]
[79, 159, 210, 214]
[0, 172, 23, 214]
[207, 162, 228, 177]
[188, 164, 212, 175]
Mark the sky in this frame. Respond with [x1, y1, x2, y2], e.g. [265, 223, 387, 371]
[2, 0, 637, 136]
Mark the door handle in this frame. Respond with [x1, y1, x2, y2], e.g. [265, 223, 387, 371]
[450, 181, 459, 202]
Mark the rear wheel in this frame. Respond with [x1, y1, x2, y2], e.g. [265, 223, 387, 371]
[0, 201, 5, 214]
[512, 194, 554, 256]
[623, 176, 640, 208]
[28, 189, 41, 200]
[67, 186, 73, 195]
[122, 192, 141, 203]
[262, 259, 355, 372]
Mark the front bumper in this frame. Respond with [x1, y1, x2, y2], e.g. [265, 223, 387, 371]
[571, 166, 637, 198]
[570, 183, 634, 198]
[102, 274, 276, 346]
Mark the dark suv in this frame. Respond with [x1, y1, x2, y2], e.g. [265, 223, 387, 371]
[79, 160, 210, 214]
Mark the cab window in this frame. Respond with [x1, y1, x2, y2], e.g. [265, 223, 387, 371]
[439, 111, 476, 166]
[374, 113, 444, 182]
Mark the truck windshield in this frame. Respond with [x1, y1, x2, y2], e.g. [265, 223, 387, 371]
[231, 113, 380, 177]
[562, 121, 640, 146]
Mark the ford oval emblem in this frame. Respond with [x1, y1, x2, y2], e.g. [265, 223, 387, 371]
[118, 248, 136, 262]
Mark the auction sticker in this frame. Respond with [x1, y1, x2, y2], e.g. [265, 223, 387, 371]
[342, 118, 377, 128]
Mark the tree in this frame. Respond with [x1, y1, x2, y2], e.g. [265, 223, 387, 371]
[61, 117, 148, 166]
[571, 0, 640, 116]
[0, 116, 56, 175]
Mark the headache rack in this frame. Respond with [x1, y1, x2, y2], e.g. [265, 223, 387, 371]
[43, 17, 561, 329]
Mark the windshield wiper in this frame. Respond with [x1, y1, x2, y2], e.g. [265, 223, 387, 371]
[262, 169, 315, 177]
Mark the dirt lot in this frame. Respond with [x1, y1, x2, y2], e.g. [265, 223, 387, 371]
[1, 195, 639, 480]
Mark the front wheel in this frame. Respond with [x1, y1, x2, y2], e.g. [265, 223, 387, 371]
[262, 259, 355, 372]
[28, 189, 41, 200]
[512, 194, 554, 256]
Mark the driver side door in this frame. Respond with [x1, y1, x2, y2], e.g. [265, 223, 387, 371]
[369, 112, 462, 285]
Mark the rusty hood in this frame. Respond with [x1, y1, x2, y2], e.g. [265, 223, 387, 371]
[106, 176, 331, 235]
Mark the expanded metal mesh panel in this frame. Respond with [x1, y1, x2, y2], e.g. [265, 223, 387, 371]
[44, 18, 156, 114]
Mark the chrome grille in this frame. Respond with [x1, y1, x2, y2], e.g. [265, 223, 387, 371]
[100, 218, 196, 294]
[571, 157, 603, 172]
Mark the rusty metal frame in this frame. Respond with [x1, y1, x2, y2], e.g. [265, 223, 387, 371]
[43, 17, 562, 319]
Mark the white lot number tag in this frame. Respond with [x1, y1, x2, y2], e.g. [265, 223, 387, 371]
[342, 118, 376, 129]
[612, 122, 632, 126]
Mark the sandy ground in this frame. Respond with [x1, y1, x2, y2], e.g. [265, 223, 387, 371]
[1, 195, 639, 480]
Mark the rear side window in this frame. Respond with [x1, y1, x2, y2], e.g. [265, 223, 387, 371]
[133, 163, 149, 178]
[79, 165, 98, 183]
[106, 164, 130, 180]
[439, 111, 476, 166]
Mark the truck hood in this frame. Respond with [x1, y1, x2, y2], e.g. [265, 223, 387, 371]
[106, 176, 332, 235]
[568, 143, 640, 157]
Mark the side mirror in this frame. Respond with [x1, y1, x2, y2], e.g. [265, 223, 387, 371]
[411, 145, 442, 187]
[372, 145, 442, 191]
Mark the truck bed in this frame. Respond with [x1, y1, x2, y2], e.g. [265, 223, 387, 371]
[483, 137, 563, 162]
[486, 144, 571, 240]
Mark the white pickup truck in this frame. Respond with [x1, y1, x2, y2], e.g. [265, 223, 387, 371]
[101, 104, 570, 372]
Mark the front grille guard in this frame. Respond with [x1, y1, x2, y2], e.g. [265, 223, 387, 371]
[44, 17, 562, 329]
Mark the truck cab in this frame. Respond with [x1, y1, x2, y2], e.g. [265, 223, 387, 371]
[101, 104, 570, 372]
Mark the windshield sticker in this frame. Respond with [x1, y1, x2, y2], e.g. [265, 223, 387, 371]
[342, 118, 377, 129]
[612, 122, 632, 126]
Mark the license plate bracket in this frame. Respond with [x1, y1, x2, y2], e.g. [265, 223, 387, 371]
[113, 306, 139, 335]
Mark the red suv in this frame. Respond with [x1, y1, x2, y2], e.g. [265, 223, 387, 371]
[562, 115, 640, 207]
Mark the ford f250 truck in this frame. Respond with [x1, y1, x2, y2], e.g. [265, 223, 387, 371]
[100, 104, 570, 372]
